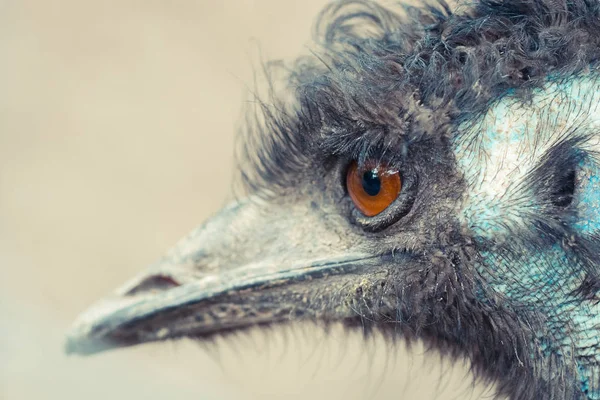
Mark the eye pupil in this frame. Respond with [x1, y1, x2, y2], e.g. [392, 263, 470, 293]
[362, 170, 381, 196]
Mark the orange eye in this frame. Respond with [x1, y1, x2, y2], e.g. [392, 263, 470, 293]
[346, 161, 402, 217]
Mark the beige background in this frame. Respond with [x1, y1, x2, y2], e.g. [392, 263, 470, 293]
[0, 1, 498, 399]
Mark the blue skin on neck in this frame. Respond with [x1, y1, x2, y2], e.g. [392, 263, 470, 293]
[454, 74, 600, 398]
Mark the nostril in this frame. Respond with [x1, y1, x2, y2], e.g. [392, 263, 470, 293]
[125, 275, 181, 296]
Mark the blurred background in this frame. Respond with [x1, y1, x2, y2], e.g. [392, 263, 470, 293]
[0, 1, 497, 399]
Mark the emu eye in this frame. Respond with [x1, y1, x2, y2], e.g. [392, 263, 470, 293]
[346, 161, 401, 217]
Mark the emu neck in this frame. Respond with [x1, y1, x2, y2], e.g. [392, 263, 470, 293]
[454, 73, 600, 398]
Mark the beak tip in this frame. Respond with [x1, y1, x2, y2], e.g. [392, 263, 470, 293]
[64, 297, 135, 356]
[64, 333, 121, 356]
[64, 316, 108, 356]
[64, 330, 102, 356]
[65, 315, 133, 356]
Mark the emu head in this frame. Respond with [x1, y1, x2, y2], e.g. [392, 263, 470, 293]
[67, 0, 600, 398]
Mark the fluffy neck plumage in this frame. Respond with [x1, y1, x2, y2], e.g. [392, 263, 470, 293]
[455, 73, 600, 399]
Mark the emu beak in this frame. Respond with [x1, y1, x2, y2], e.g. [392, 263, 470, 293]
[66, 199, 386, 355]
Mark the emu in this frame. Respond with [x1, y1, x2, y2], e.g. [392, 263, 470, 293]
[66, 0, 600, 398]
